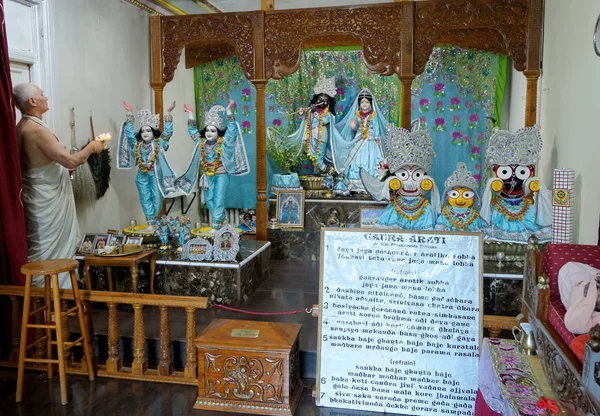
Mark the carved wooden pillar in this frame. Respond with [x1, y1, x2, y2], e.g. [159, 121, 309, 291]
[33, 298, 46, 359]
[184, 306, 197, 379]
[524, 70, 540, 127]
[81, 299, 98, 372]
[61, 300, 73, 365]
[9, 296, 21, 363]
[524, 0, 543, 127]
[399, 1, 414, 130]
[150, 16, 165, 130]
[158, 305, 173, 376]
[261, 0, 274, 10]
[399, 76, 415, 130]
[106, 302, 122, 373]
[132, 303, 148, 375]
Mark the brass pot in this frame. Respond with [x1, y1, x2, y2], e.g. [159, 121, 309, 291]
[299, 175, 324, 190]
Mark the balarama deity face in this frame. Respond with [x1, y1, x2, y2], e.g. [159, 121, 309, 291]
[140, 125, 154, 143]
[493, 164, 533, 199]
[392, 165, 433, 197]
[205, 125, 219, 142]
[447, 187, 475, 208]
[359, 97, 372, 112]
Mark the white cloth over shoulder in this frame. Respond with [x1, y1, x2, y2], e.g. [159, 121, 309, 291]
[22, 162, 79, 288]
[558, 261, 600, 334]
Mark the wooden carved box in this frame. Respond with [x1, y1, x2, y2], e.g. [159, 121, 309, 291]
[194, 319, 303, 415]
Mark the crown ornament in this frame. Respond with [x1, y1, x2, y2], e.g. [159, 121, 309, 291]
[445, 162, 478, 193]
[204, 105, 226, 130]
[313, 77, 337, 98]
[136, 109, 160, 130]
[486, 125, 542, 166]
[385, 125, 435, 173]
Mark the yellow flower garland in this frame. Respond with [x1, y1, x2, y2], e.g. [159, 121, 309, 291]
[201, 137, 224, 176]
[136, 138, 160, 173]
[304, 108, 329, 168]
[390, 194, 428, 221]
[356, 110, 376, 139]
[492, 197, 532, 221]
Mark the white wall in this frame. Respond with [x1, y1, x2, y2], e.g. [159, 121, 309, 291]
[51, 0, 151, 233]
[539, 0, 600, 244]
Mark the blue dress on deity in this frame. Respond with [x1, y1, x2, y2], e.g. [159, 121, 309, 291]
[117, 113, 178, 222]
[176, 116, 249, 229]
[484, 196, 552, 242]
[377, 194, 436, 230]
[333, 88, 387, 193]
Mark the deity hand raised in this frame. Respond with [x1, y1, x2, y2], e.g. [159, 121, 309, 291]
[226, 99, 235, 110]
[350, 118, 357, 130]
[122, 100, 133, 113]
[183, 104, 195, 119]
[166, 100, 176, 114]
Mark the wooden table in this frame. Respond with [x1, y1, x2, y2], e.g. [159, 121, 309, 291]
[83, 249, 158, 294]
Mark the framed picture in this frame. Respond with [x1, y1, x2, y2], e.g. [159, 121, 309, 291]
[107, 229, 121, 235]
[276, 190, 305, 229]
[359, 206, 385, 228]
[78, 233, 96, 254]
[93, 234, 110, 251]
[181, 237, 213, 261]
[109, 234, 126, 246]
[126, 236, 144, 246]
[213, 224, 240, 262]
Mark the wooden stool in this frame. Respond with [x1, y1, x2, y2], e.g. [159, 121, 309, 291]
[16, 259, 95, 405]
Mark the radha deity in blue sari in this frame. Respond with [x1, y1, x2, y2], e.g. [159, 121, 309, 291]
[333, 88, 387, 193]
[361, 125, 440, 230]
[176, 100, 250, 230]
[117, 101, 178, 225]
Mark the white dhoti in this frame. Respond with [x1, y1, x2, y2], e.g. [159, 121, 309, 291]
[22, 162, 79, 288]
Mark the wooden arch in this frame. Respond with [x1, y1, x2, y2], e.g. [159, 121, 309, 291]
[150, 0, 543, 240]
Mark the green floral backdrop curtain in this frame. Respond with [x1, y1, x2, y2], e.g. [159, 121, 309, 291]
[193, 46, 506, 206]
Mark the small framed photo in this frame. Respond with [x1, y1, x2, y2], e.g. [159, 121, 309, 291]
[109, 234, 126, 246]
[213, 224, 240, 262]
[93, 234, 110, 251]
[181, 237, 213, 261]
[276, 190, 304, 229]
[78, 233, 96, 254]
[360, 206, 385, 228]
[126, 236, 144, 246]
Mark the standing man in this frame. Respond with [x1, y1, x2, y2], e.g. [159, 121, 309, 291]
[13, 83, 104, 288]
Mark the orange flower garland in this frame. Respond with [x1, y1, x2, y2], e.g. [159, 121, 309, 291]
[390, 194, 428, 220]
[136, 138, 160, 173]
[441, 205, 479, 230]
[356, 110, 376, 139]
[304, 108, 329, 168]
[492, 197, 532, 221]
[201, 137, 224, 176]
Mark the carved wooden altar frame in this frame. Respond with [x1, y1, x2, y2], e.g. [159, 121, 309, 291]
[149, 0, 543, 240]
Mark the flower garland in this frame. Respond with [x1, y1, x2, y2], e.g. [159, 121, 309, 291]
[390, 194, 428, 220]
[305, 108, 329, 168]
[201, 137, 224, 176]
[441, 205, 479, 230]
[492, 197, 532, 221]
[357, 110, 376, 139]
[136, 138, 159, 173]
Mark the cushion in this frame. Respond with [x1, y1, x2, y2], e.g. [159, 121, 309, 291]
[542, 244, 600, 295]
[548, 295, 576, 348]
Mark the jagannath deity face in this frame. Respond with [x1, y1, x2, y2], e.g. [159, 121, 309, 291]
[359, 97, 372, 112]
[492, 164, 534, 199]
[205, 125, 219, 142]
[391, 165, 433, 197]
[140, 125, 154, 142]
[447, 187, 475, 208]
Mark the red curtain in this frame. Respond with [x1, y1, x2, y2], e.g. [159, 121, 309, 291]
[0, 0, 29, 356]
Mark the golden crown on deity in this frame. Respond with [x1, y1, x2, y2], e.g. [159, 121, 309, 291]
[204, 105, 226, 130]
[136, 109, 160, 130]
[486, 125, 542, 166]
[313, 76, 337, 98]
[444, 162, 479, 193]
[385, 125, 435, 173]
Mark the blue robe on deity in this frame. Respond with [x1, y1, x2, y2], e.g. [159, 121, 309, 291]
[378, 194, 437, 230]
[333, 88, 387, 193]
[117, 111, 178, 222]
[176, 106, 249, 229]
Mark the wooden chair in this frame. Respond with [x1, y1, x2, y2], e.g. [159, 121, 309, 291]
[16, 259, 95, 405]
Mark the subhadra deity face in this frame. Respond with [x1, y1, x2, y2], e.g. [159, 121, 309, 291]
[492, 164, 534, 199]
[447, 187, 475, 208]
[140, 125, 154, 143]
[205, 125, 219, 142]
[359, 97, 372, 112]
[390, 165, 433, 197]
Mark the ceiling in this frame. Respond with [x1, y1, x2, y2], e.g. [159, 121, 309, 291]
[129, 0, 395, 15]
